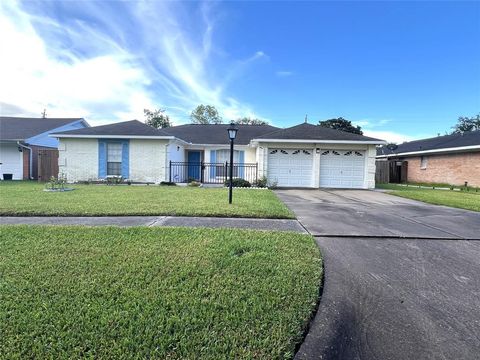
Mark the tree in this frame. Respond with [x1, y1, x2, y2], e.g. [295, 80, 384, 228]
[318, 117, 363, 135]
[234, 117, 269, 125]
[452, 114, 480, 133]
[190, 105, 223, 124]
[144, 108, 172, 129]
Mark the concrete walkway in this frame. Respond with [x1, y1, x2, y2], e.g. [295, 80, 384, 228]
[0, 216, 306, 233]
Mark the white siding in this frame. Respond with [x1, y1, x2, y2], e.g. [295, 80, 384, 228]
[0, 142, 23, 180]
[58, 139, 98, 182]
[129, 139, 169, 183]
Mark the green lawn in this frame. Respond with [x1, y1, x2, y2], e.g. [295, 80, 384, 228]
[0, 182, 293, 218]
[377, 184, 480, 212]
[0, 226, 322, 359]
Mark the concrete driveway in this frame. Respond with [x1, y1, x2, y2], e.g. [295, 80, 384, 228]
[275, 189, 480, 360]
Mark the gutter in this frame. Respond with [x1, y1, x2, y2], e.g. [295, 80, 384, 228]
[17, 141, 33, 179]
[376, 144, 480, 158]
[251, 139, 386, 145]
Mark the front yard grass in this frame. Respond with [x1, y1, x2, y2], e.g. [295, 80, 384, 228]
[0, 226, 321, 359]
[0, 181, 294, 218]
[377, 184, 480, 212]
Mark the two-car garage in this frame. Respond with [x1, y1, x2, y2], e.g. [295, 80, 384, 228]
[267, 147, 366, 189]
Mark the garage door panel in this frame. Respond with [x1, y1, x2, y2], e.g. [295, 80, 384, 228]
[320, 149, 365, 189]
[268, 148, 313, 187]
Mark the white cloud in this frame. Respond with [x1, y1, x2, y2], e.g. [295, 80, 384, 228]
[363, 130, 420, 144]
[0, 1, 264, 124]
[276, 70, 293, 77]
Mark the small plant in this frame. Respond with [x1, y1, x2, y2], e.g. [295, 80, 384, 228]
[106, 176, 123, 185]
[224, 178, 251, 188]
[160, 181, 177, 186]
[268, 179, 278, 189]
[188, 181, 201, 187]
[45, 174, 67, 191]
[253, 176, 268, 188]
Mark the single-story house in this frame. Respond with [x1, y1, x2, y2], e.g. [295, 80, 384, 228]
[52, 120, 385, 189]
[0, 116, 89, 180]
[376, 131, 480, 187]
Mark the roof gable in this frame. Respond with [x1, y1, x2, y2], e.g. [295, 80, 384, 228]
[52, 120, 172, 137]
[377, 131, 480, 156]
[0, 116, 85, 141]
[255, 123, 384, 142]
[163, 124, 280, 145]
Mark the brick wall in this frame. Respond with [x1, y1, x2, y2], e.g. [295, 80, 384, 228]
[406, 152, 480, 187]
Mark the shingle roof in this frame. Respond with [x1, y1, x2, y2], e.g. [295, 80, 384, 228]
[255, 123, 384, 142]
[163, 124, 280, 145]
[377, 131, 480, 157]
[52, 120, 172, 137]
[0, 116, 85, 141]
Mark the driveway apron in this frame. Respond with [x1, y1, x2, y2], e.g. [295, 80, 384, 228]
[274, 190, 480, 360]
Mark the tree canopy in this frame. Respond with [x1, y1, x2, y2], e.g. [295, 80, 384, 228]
[144, 108, 172, 129]
[318, 117, 363, 135]
[234, 117, 269, 125]
[451, 114, 480, 133]
[190, 105, 223, 124]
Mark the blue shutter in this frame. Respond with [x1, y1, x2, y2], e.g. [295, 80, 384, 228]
[239, 150, 245, 178]
[121, 140, 129, 178]
[210, 150, 216, 178]
[98, 140, 107, 178]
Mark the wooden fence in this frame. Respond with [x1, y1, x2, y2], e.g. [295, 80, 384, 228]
[37, 149, 59, 181]
[375, 160, 408, 184]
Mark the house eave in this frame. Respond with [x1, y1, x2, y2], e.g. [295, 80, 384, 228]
[50, 134, 176, 140]
[376, 144, 480, 158]
[251, 138, 386, 145]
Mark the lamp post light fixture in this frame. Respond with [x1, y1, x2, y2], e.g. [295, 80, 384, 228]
[227, 122, 238, 204]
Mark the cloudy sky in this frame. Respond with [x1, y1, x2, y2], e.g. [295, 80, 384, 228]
[1, 0, 479, 142]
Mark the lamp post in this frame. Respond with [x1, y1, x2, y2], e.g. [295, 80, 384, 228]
[227, 122, 238, 204]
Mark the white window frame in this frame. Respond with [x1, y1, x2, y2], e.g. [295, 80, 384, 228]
[107, 142, 123, 176]
[420, 156, 428, 170]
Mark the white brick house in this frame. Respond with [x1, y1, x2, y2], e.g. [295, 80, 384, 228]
[52, 120, 384, 189]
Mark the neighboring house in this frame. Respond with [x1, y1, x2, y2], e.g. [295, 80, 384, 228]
[0, 116, 89, 180]
[376, 131, 480, 187]
[52, 120, 385, 189]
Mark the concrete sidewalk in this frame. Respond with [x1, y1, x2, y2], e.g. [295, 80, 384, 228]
[0, 216, 306, 233]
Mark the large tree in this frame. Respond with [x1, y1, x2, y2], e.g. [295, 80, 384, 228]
[234, 117, 269, 125]
[144, 108, 172, 128]
[318, 117, 363, 135]
[452, 114, 480, 133]
[190, 105, 223, 124]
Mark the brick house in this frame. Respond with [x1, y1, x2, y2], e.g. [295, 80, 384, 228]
[376, 131, 480, 187]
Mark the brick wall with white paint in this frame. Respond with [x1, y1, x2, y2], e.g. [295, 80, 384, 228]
[58, 138, 98, 182]
[129, 139, 169, 183]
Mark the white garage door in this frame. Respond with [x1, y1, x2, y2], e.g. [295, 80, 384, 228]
[320, 150, 365, 188]
[267, 148, 313, 187]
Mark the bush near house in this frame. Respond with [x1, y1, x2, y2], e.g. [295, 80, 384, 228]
[0, 226, 322, 359]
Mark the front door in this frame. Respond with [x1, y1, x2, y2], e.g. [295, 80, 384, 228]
[187, 151, 201, 181]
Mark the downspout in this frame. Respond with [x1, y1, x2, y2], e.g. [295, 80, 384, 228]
[17, 141, 33, 180]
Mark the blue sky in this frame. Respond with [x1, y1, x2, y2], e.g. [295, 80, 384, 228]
[1, 1, 479, 142]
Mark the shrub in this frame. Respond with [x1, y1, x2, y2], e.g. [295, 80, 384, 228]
[160, 181, 177, 186]
[224, 178, 251, 188]
[188, 181, 201, 187]
[106, 176, 123, 185]
[253, 176, 268, 188]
